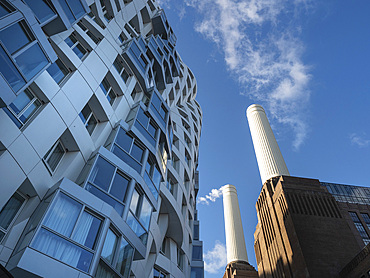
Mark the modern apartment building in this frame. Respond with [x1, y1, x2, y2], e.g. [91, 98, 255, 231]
[0, 0, 204, 277]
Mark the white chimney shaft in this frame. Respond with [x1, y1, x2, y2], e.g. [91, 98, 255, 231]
[246, 104, 290, 184]
[222, 184, 248, 264]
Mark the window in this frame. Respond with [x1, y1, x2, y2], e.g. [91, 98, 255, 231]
[65, 34, 88, 60]
[126, 187, 152, 244]
[154, 267, 167, 278]
[166, 177, 176, 196]
[79, 103, 97, 135]
[135, 107, 158, 147]
[43, 140, 66, 173]
[96, 228, 134, 278]
[86, 156, 130, 216]
[349, 212, 370, 245]
[3, 88, 41, 128]
[159, 238, 166, 255]
[191, 267, 204, 278]
[0, 192, 26, 242]
[192, 245, 202, 261]
[47, 58, 70, 84]
[23, 0, 57, 24]
[32, 193, 102, 272]
[118, 32, 127, 44]
[0, 0, 15, 18]
[77, 21, 100, 44]
[59, 0, 85, 24]
[361, 213, 370, 232]
[112, 128, 145, 173]
[0, 20, 48, 91]
[177, 247, 184, 270]
[193, 223, 199, 240]
[144, 156, 162, 199]
[113, 56, 130, 83]
[100, 76, 117, 105]
[99, 0, 111, 22]
[150, 92, 167, 126]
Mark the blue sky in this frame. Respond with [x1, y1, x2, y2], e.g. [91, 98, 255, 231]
[158, 1, 370, 277]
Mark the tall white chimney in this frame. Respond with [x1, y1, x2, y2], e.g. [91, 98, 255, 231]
[222, 184, 248, 264]
[246, 104, 290, 184]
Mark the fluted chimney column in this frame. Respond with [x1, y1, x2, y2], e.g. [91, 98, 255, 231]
[222, 184, 248, 264]
[246, 104, 290, 184]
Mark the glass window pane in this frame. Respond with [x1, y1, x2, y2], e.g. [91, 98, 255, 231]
[116, 238, 134, 276]
[113, 59, 123, 73]
[139, 197, 152, 230]
[0, 45, 25, 91]
[0, 1, 14, 18]
[72, 211, 101, 249]
[192, 246, 202, 260]
[8, 89, 33, 115]
[15, 43, 48, 80]
[101, 229, 117, 264]
[148, 121, 157, 138]
[129, 189, 140, 214]
[43, 193, 82, 237]
[0, 22, 32, 54]
[47, 59, 69, 84]
[109, 173, 129, 202]
[131, 143, 144, 163]
[0, 192, 24, 230]
[89, 157, 115, 191]
[24, 0, 56, 23]
[86, 113, 97, 134]
[86, 183, 125, 216]
[66, 0, 85, 19]
[65, 36, 74, 47]
[152, 167, 161, 188]
[59, 0, 75, 23]
[137, 108, 149, 127]
[79, 104, 91, 124]
[151, 93, 161, 111]
[32, 228, 93, 272]
[19, 98, 40, 124]
[73, 43, 87, 59]
[96, 261, 120, 278]
[126, 211, 147, 244]
[115, 129, 133, 152]
[46, 141, 65, 172]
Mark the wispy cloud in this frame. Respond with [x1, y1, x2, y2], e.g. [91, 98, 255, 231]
[204, 240, 227, 274]
[184, 0, 312, 149]
[350, 133, 370, 148]
[197, 185, 226, 205]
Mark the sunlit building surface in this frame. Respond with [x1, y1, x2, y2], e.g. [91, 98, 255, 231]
[0, 0, 204, 277]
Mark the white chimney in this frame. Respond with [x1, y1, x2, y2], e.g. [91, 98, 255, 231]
[222, 184, 248, 264]
[246, 104, 290, 184]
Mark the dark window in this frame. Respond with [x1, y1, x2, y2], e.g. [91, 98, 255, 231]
[79, 103, 97, 135]
[43, 140, 66, 173]
[154, 267, 166, 278]
[0, 0, 15, 18]
[193, 223, 199, 240]
[77, 21, 100, 44]
[100, 76, 117, 105]
[350, 212, 370, 245]
[4, 87, 41, 128]
[86, 156, 130, 216]
[192, 245, 202, 261]
[65, 34, 88, 59]
[144, 156, 161, 199]
[113, 56, 130, 83]
[191, 267, 204, 278]
[0, 192, 25, 242]
[47, 58, 70, 84]
[96, 228, 134, 277]
[23, 0, 56, 23]
[59, 0, 85, 24]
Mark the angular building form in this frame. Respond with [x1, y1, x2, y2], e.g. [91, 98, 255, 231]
[247, 104, 370, 278]
[0, 1, 204, 277]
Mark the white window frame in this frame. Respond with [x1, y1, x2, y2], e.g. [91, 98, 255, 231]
[43, 139, 66, 174]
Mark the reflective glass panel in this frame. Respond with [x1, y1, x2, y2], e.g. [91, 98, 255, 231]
[15, 43, 48, 80]
[0, 45, 25, 91]
[67, 0, 85, 19]
[116, 238, 134, 276]
[101, 229, 117, 264]
[73, 43, 87, 59]
[72, 211, 101, 249]
[24, 0, 56, 23]
[192, 246, 202, 260]
[109, 173, 129, 202]
[131, 143, 144, 163]
[59, 0, 75, 23]
[139, 197, 152, 230]
[47, 59, 69, 84]
[9, 89, 33, 114]
[129, 189, 139, 214]
[86, 183, 124, 216]
[19, 98, 41, 124]
[0, 22, 32, 54]
[46, 141, 65, 171]
[137, 108, 149, 127]
[115, 129, 133, 152]
[89, 157, 115, 191]
[43, 193, 81, 237]
[148, 121, 157, 138]
[0, 192, 24, 230]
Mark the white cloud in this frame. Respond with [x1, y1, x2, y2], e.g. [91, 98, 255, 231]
[204, 241, 227, 274]
[350, 133, 370, 148]
[185, 0, 312, 149]
[197, 185, 226, 205]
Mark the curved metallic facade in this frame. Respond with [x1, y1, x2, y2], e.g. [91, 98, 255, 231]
[0, 1, 204, 277]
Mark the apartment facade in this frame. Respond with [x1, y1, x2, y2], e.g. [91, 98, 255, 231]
[0, 0, 204, 277]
